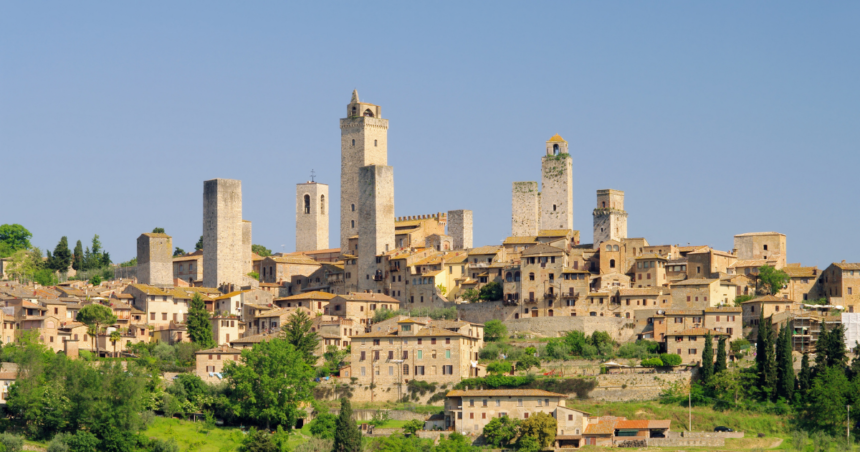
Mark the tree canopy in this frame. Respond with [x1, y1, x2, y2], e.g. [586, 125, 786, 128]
[483, 320, 507, 342]
[186, 293, 215, 349]
[281, 310, 320, 366]
[0, 224, 32, 257]
[251, 245, 272, 257]
[758, 265, 789, 295]
[76, 304, 117, 357]
[332, 398, 361, 452]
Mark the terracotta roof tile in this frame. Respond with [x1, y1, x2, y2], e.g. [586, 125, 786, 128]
[468, 246, 501, 256]
[276, 291, 337, 301]
[446, 389, 565, 398]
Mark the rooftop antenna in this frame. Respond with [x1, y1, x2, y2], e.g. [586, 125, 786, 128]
[310, 169, 316, 183]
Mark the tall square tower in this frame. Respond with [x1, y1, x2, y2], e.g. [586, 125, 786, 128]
[242, 220, 252, 274]
[340, 90, 389, 251]
[593, 189, 628, 248]
[203, 178, 244, 290]
[296, 182, 329, 252]
[357, 165, 394, 292]
[540, 134, 573, 231]
[447, 209, 473, 250]
[137, 233, 172, 287]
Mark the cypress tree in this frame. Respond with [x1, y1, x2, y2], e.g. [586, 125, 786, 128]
[756, 310, 768, 391]
[700, 332, 714, 384]
[51, 236, 72, 272]
[72, 240, 84, 271]
[798, 352, 811, 394]
[332, 397, 361, 452]
[826, 323, 848, 370]
[813, 321, 830, 375]
[187, 293, 215, 348]
[714, 336, 727, 374]
[195, 236, 204, 251]
[764, 317, 778, 401]
[776, 326, 794, 401]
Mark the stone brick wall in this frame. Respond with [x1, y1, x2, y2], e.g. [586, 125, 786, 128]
[358, 165, 394, 292]
[203, 179, 244, 290]
[540, 155, 573, 231]
[511, 182, 540, 237]
[647, 437, 725, 447]
[589, 371, 691, 402]
[592, 189, 627, 248]
[137, 234, 172, 287]
[242, 220, 252, 274]
[666, 431, 745, 439]
[447, 210, 473, 250]
[340, 93, 389, 251]
[296, 182, 329, 252]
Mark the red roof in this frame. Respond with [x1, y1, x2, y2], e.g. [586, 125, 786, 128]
[615, 420, 650, 429]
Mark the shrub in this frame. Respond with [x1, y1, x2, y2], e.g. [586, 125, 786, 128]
[486, 361, 512, 375]
[516, 355, 540, 371]
[47, 434, 69, 452]
[309, 413, 337, 439]
[455, 374, 535, 390]
[731, 338, 751, 353]
[484, 320, 507, 342]
[0, 433, 23, 452]
[660, 353, 682, 366]
[641, 357, 664, 367]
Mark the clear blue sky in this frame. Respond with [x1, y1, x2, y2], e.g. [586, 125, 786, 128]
[2, 2, 858, 268]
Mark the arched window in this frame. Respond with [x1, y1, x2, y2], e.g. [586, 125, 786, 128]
[610, 259, 616, 268]
[606, 245, 612, 251]
[351, 220, 355, 228]
[553, 144, 559, 155]
[364, 109, 374, 117]
[303, 194, 310, 214]
[351, 204, 355, 212]
[505, 272, 512, 282]
[352, 106, 356, 116]
[514, 272, 521, 282]
[320, 195, 325, 214]
[602, 201, 606, 208]
[613, 245, 619, 252]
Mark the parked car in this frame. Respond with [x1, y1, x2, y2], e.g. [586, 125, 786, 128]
[714, 426, 734, 432]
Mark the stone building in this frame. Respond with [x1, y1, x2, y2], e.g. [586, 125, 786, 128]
[733, 232, 786, 269]
[592, 189, 627, 248]
[780, 265, 823, 302]
[327, 292, 399, 327]
[821, 262, 860, 312]
[242, 221, 253, 275]
[296, 181, 329, 252]
[340, 90, 388, 251]
[357, 165, 394, 292]
[664, 328, 729, 364]
[123, 284, 189, 325]
[741, 295, 802, 327]
[540, 135, 573, 231]
[136, 233, 173, 287]
[447, 209, 473, 250]
[196, 344, 242, 383]
[172, 250, 203, 285]
[350, 318, 485, 392]
[203, 178, 245, 291]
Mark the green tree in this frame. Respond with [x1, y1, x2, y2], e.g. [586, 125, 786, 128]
[758, 265, 789, 295]
[195, 236, 203, 251]
[323, 345, 348, 372]
[660, 353, 682, 367]
[33, 268, 58, 286]
[5, 248, 44, 282]
[483, 320, 507, 342]
[402, 419, 424, 436]
[50, 236, 72, 272]
[72, 240, 84, 271]
[482, 415, 520, 447]
[152, 228, 165, 234]
[251, 245, 272, 257]
[462, 288, 480, 303]
[109, 331, 121, 357]
[700, 332, 714, 384]
[186, 293, 216, 349]
[709, 367, 746, 407]
[308, 403, 337, 439]
[173, 247, 186, 257]
[733, 294, 755, 307]
[223, 338, 315, 429]
[89, 275, 101, 286]
[281, 310, 320, 366]
[478, 282, 503, 301]
[66, 431, 99, 452]
[332, 397, 361, 452]
[805, 365, 851, 433]
[436, 432, 475, 452]
[239, 429, 278, 452]
[0, 224, 32, 257]
[815, 322, 847, 372]
[798, 352, 811, 394]
[0, 432, 24, 452]
[714, 336, 727, 375]
[776, 326, 794, 401]
[519, 411, 556, 448]
[755, 310, 777, 399]
[76, 304, 117, 357]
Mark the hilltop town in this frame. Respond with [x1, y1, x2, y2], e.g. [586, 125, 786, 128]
[1, 91, 858, 451]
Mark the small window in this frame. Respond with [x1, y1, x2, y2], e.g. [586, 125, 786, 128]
[352, 139, 355, 146]
[374, 139, 378, 147]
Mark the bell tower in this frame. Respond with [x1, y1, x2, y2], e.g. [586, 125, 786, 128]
[540, 134, 573, 231]
[340, 90, 389, 251]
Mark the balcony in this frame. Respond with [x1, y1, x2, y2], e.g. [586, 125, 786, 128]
[544, 293, 557, 301]
[561, 291, 579, 299]
[372, 274, 385, 282]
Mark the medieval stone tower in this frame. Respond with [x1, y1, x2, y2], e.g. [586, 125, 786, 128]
[203, 178, 244, 290]
[357, 165, 394, 292]
[540, 134, 573, 230]
[340, 90, 388, 251]
[242, 220, 253, 274]
[296, 181, 329, 252]
[592, 189, 628, 248]
[447, 209, 473, 250]
[136, 232, 172, 287]
[511, 181, 540, 236]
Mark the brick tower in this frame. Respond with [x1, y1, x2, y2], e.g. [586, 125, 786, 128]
[137, 232, 172, 287]
[357, 165, 394, 292]
[540, 134, 573, 231]
[340, 90, 389, 251]
[203, 178, 244, 290]
[593, 189, 627, 248]
[296, 181, 329, 252]
[447, 209, 473, 250]
[511, 181, 540, 237]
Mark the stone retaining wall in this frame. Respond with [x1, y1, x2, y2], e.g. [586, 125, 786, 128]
[647, 437, 725, 447]
[666, 430, 745, 439]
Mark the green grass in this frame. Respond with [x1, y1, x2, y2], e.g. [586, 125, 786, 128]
[144, 417, 246, 452]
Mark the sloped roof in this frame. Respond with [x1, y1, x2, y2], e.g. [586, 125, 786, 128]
[446, 389, 565, 398]
[671, 278, 717, 286]
[468, 246, 501, 256]
[129, 285, 169, 296]
[276, 291, 337, 301]
[546, 134, 566, 142]
[584, 420, 618, 435]
[743, 295, 791, 303]
[503, 236, 538, 245]
[735, 231, 785, 237]
[537, 229, 571, 237]
[832, 262, 860, 270]
[618, 288, 661, 296]
[336, 293, 399, 303]
[783, 266, 818, 277]
[667, 328, 729, 336]
[521, 243, 564, 256]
